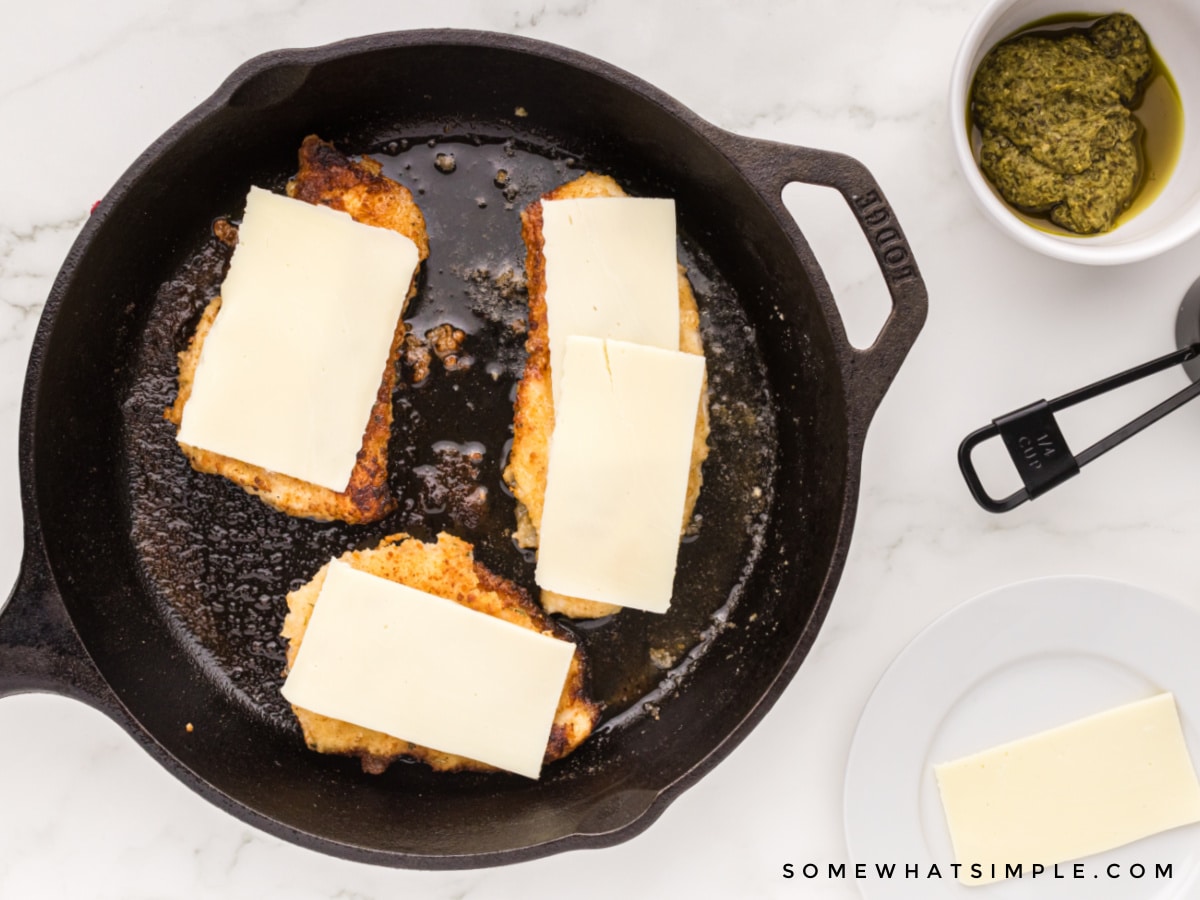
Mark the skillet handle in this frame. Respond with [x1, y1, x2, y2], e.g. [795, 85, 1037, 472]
[0, 541, 114, 705]
[718, 132, 928, 434]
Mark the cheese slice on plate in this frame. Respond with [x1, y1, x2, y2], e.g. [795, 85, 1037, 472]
[534, 336, 705, 613]
[280, 559, 576, 779]
[541, 196, 679, 407]
[177, 186, 419, 492]
[935, 692, 1200, 885]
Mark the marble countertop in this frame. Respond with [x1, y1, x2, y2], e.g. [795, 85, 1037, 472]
[4, 1, 1200, 897]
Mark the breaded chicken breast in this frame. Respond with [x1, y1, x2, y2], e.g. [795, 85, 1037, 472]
[166, 135, 428, 524]
[280, 532, 601, 775]
[502, 173, 710, 619]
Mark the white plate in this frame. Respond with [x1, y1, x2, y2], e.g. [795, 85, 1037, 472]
[844, 577, 1200, 900]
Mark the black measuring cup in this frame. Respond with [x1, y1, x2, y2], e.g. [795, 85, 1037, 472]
[959, 279, 1200, 513]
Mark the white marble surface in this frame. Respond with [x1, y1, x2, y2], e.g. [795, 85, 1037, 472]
[4, 1, 1200, 897]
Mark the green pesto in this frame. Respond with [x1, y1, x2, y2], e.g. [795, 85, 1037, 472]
[970, 13, 1154, 234]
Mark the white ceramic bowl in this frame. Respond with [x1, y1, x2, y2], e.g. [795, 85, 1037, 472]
[950, 0, 1200, 264]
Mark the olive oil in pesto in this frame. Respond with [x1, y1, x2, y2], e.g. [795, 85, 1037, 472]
[1126, 52, 1183, 223]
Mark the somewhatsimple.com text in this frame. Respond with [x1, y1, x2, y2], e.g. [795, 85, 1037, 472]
[782, 862, 1173, 883]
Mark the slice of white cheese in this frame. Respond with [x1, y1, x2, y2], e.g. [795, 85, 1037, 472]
[535, 336, 705, 613]
[280, 559, 576, 780]
[541, 196, 679, 407]
[176, 186, 419, 492]
[935, 692, 1200, 885]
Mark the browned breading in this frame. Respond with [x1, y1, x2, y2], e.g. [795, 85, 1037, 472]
[165, 135, 428, 524]
[286, 136, 430, 261]
[501, 173, 711, 619]
[279, 532, 601, 775]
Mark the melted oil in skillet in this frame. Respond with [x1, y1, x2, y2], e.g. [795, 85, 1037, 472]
[120, 135, 777, 734]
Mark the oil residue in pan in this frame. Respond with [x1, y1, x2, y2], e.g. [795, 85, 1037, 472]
[120, 133, 777, 736]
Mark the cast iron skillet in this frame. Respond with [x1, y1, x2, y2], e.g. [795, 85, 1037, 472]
[0, 30, 926, 867]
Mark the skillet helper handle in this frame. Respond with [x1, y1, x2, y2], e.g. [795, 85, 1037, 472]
[0, 542, 112, 704]
[718, 132, 928, 429]
[959, 343, 1200, 513]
